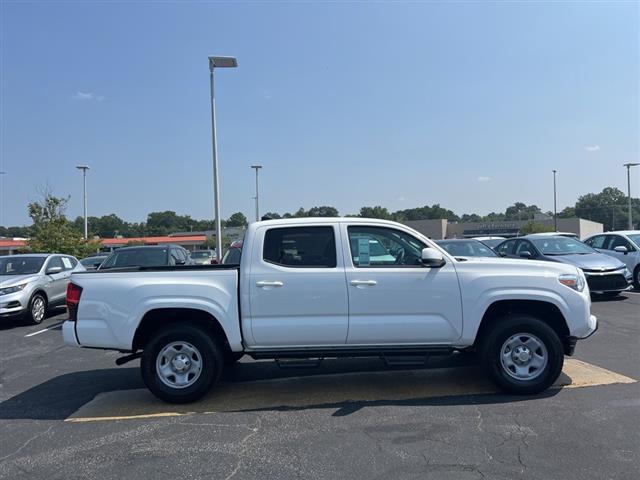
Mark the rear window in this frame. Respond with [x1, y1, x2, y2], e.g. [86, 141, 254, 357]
[100, 248, 169, 269]
[263, 227, 336, 268]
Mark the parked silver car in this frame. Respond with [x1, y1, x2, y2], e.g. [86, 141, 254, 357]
[584, 231, 640, 289]
[0, 254, 85, 324]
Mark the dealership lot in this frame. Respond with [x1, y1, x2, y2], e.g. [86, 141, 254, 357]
[0, 293, 639, 480]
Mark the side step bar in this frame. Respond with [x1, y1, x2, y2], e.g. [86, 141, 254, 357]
[249, 345, 453, 360]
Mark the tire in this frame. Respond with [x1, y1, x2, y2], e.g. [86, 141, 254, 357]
[633, 266, 640, 290]
[26, 293, 47, 325]
[480, 314, 564, 395]
[140, 324, 223, 404]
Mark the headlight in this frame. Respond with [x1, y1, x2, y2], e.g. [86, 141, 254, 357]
[0, 284, 27, 296]
[558, 273, 585, 292]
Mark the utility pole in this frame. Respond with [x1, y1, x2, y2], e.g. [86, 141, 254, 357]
[76, 165, 90, 238]
[0, 171, 6, 228]
[251, 165, 262, 222]
[623, 163, 639, 229]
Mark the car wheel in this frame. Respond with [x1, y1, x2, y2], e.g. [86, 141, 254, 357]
[26, 293, 47, 325]
[480, 314, 564, 395]
[141, 324, 223, 404]
[634, 266, 640, 290]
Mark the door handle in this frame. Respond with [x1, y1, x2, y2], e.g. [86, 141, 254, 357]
[350, 279, 377, 287]
[256, 280, 284, 288]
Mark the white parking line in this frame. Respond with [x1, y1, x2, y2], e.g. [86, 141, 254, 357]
[24, 321, 65, 337]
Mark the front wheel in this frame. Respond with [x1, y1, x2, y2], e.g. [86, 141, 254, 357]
[26, 293, 47, 325]
[141, 324, 223, 403]
[480, 315, 564, 395]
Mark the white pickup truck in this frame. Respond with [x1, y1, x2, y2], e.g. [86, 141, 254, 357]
[63, 218, 598, 403]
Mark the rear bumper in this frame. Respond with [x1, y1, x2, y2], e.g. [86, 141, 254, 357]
[62, 321, 80, 347]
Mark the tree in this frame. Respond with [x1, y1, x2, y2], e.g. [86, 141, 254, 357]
[146, 211, 194, 235]
[226, 212, 248, 227]
[359, 206, 392, 220]
[504, 202, 541, 221]
[519, 221, 553, 235]
[573, 187, 638, 231]
[307, 206, 339, 217]
[393, 204, 459, 222]
[262, 212, 282, 220]
[27, 190, 100, 257]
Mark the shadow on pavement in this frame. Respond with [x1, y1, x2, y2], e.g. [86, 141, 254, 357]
[0, 367, 143, 420]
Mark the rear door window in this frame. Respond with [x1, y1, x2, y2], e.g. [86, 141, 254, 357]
[263, 227, 337, 268]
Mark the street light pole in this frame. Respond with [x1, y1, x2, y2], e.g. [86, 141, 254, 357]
[0, 171, 6, 228]
[251, 165, 262, 222]
[624, 163, 639, 229]
[208, 56, 238, 263]
[553, 169, 557, 231]
[76, 165, 90, 238]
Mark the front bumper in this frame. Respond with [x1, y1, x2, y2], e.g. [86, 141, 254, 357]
[584, 269, 632, 293]
[0, 290, 28, 318]
[565, 314, 598, 355]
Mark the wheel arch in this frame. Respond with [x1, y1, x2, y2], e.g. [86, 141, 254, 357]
[474, 299, 572, 354]
[132, 308, 232, 355]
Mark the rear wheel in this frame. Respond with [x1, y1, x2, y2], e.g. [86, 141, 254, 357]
[141, 324, 223, 403]
[633, 266, 640, 290]
[480, 314, 564, 394]
[26, 293, 47, 325]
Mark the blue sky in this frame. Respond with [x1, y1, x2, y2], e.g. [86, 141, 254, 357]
[1, 1, 638, 226]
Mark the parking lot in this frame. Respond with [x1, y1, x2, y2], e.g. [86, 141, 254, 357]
[0, 293, 638, 480]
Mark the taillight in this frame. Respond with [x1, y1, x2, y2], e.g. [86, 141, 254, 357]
[66, 283, 83, 321]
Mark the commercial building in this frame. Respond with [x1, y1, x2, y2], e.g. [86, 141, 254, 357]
[403, 217, 603, 240]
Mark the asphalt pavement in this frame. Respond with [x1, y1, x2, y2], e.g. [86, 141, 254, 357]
[0, 293, 638, 480]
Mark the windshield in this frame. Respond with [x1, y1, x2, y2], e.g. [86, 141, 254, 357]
[100, 248, 168, 269]
[627, 234, 640, 246]
[222, 247, 242, 264]
[80, 257, 106, 267]
[531, 237, 595, 255]
[0, 256, 46, 275]
[191, 251, 213, 259]
[437, 240, 497, 257]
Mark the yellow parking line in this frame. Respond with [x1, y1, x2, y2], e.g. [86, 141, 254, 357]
[65, 412, 192, 423]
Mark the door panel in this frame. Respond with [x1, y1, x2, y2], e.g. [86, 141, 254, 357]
[45, 256, 67, 303]
[342, 224, 463, 345]
[247, 225, 349, 347]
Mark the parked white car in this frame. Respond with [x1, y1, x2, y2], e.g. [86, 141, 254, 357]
[0, 254, 85, 324]
[584, 231, 640, 289]
[63, 218, 598, 403]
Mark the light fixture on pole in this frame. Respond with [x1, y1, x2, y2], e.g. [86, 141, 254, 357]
[251, 165, 262, 222]
[623, 162, 639, 229]
[208, 55, 238, 262]
[553, 169, 557, 231]
[76, 165, 90, 238]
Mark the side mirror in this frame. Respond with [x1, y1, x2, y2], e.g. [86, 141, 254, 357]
[421, 248, 446, 268]
[46, 266, 63, 275]
[613, 246, 628, 254]
[519, 251, 533, 259]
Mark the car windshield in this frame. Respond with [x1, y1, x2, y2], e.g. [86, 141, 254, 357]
[222, 247, 242, 264]
[0, 256, 46, 275]
[437, 240, 497, 257]
[191, 251, 212, 259]
[100, 248, 168, 269]
[80, 257, 106, 267]
[627, 234, 640, 246]
[531, 238, 595, 255]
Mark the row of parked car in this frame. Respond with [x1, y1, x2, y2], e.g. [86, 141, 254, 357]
[436, 230, 640, 295]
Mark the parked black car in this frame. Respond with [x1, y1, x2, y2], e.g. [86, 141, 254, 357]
[79, 255, 109, 270]
[99, 245, 193, 269]
[495, 235, 632, 295]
